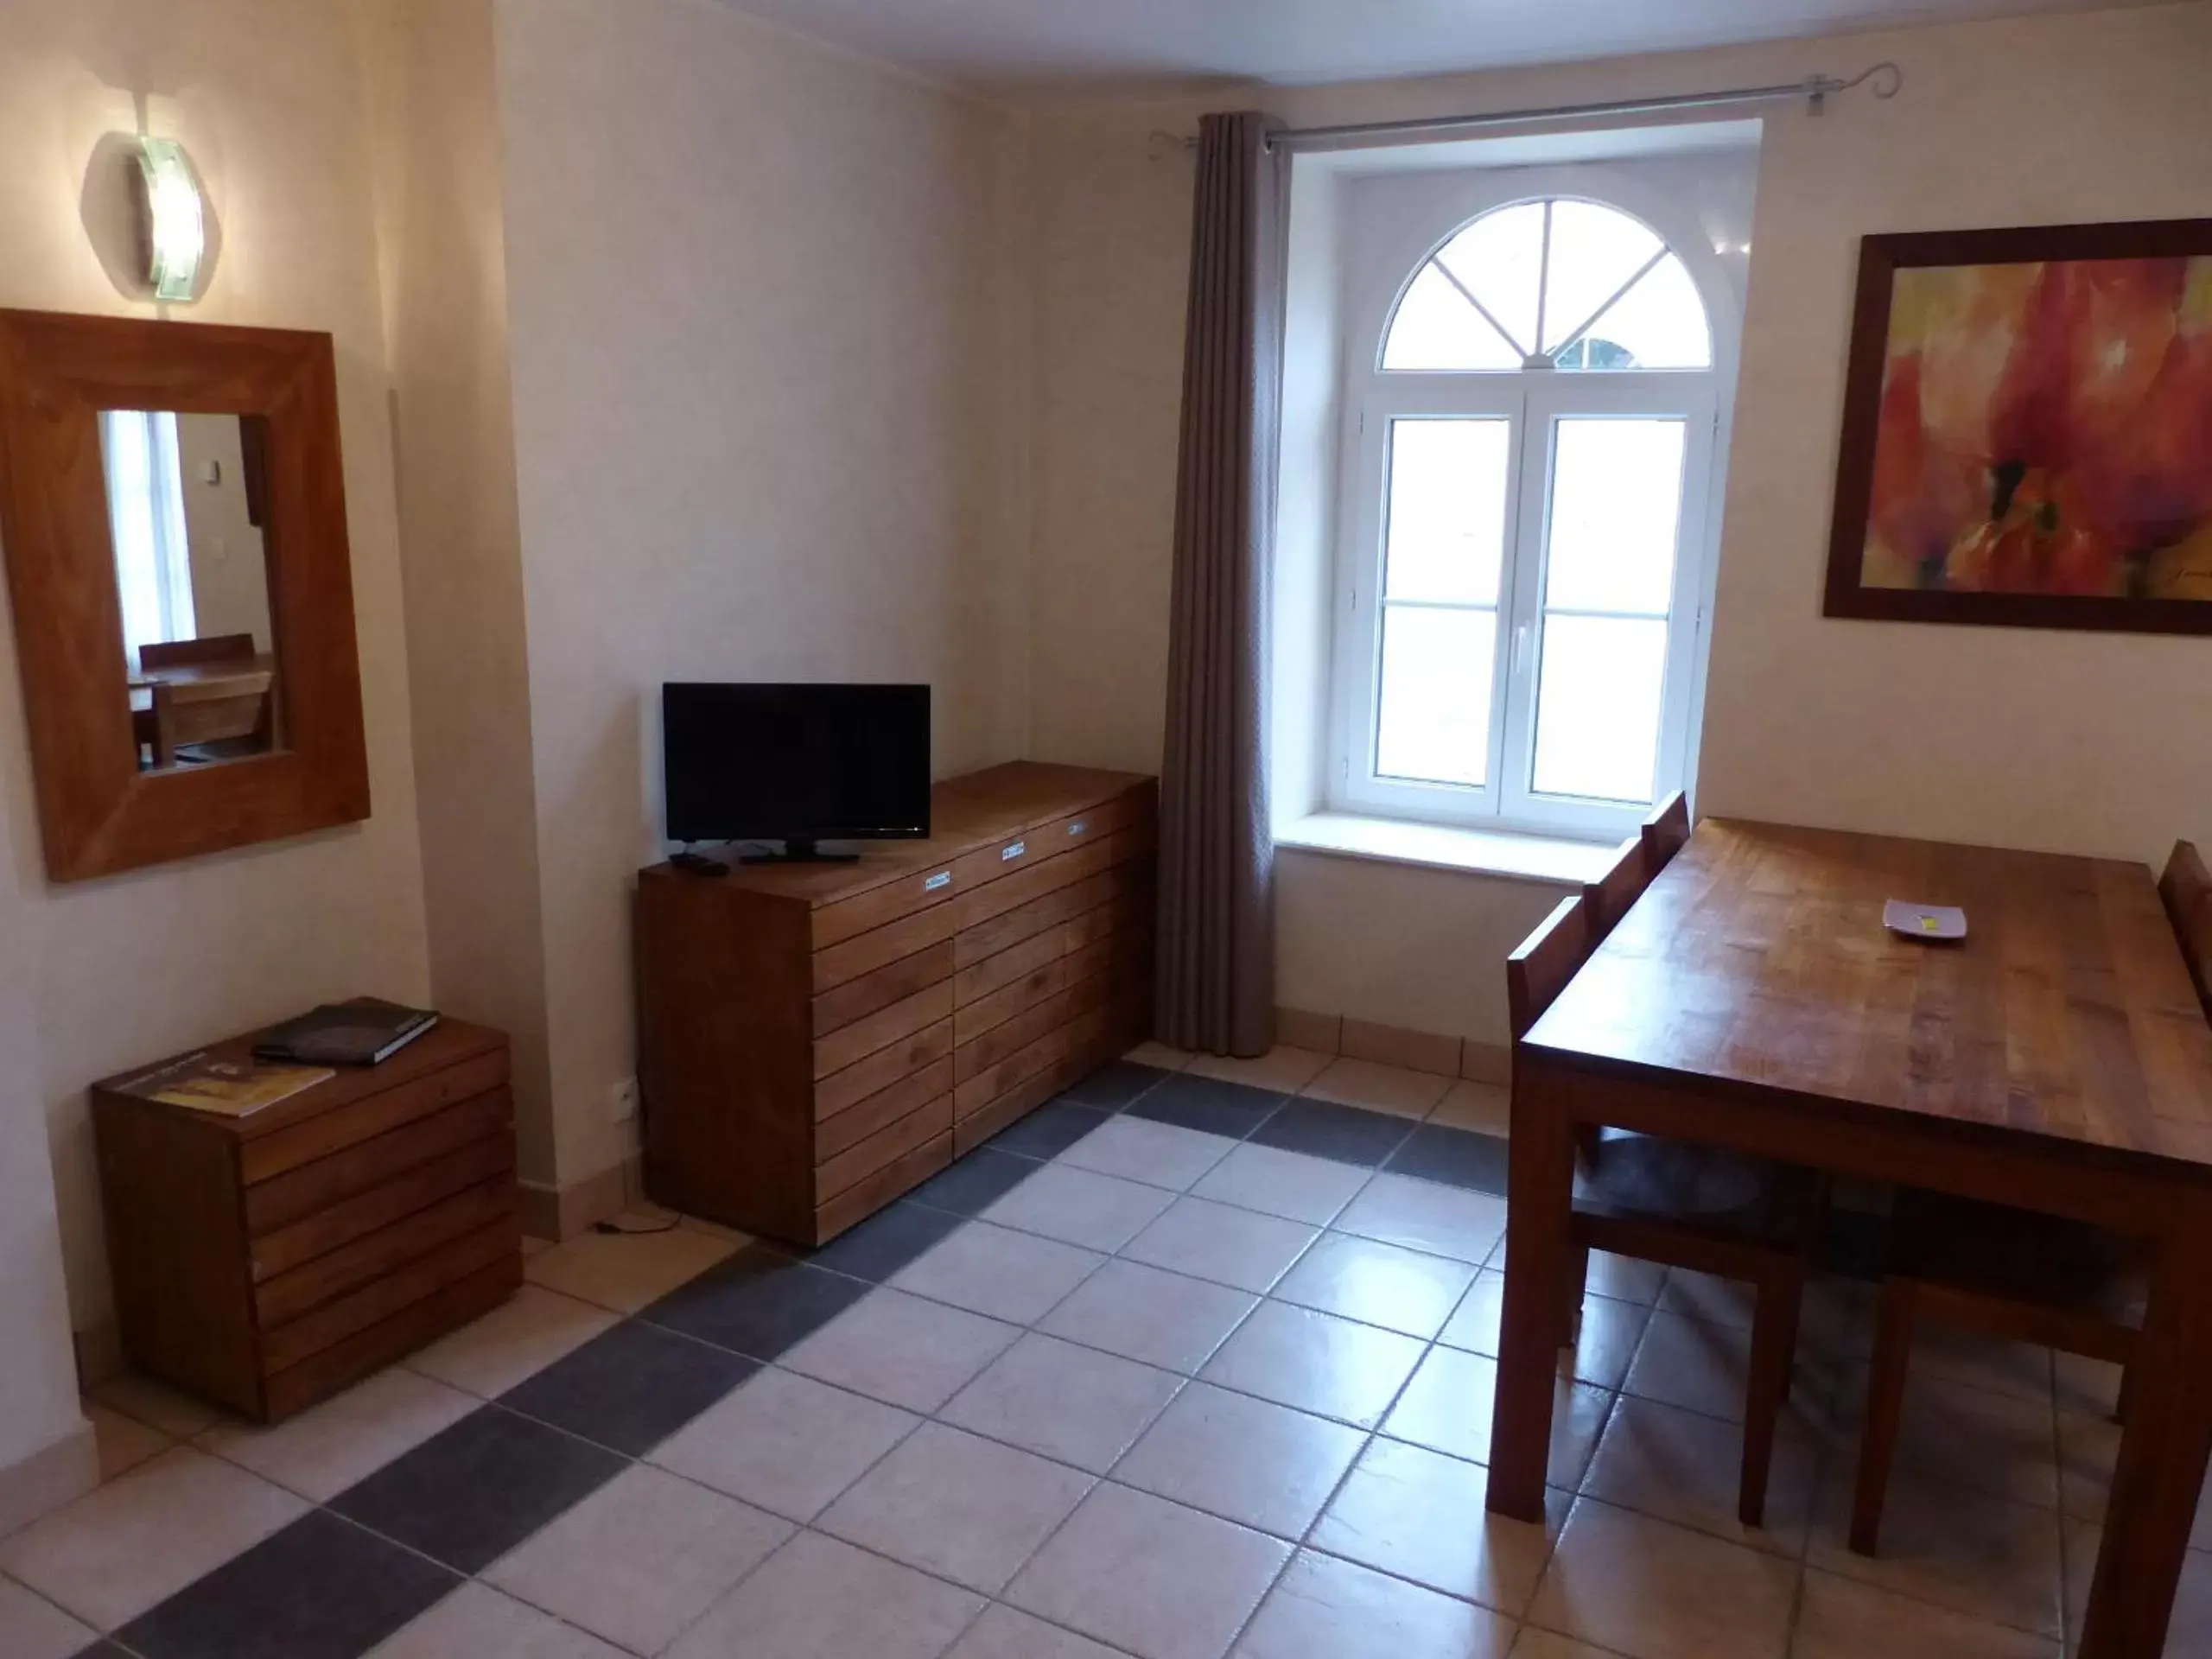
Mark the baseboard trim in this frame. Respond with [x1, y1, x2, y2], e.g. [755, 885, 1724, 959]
[0, 1419, 99, 1536]
[73, 1320, 125, 1390]
[519, 1154, 643, 1242]
[1276, 1005, 1510, 1087]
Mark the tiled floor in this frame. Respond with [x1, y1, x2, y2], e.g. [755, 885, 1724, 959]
[6, 1044, 2210, 1657]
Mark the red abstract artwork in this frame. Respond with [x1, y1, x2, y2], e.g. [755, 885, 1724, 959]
[1826, 222, 2212, 633]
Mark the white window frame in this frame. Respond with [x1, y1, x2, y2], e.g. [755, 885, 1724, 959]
[100, 408, 196, 670]
[1327, 175, 1737, 842]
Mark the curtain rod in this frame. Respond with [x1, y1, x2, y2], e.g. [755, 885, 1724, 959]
[1149, 61, 1901, 157]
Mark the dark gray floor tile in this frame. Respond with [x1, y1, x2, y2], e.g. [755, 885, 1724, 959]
[1249, 1097, 1415, 1167]
[1123, 1079, 1282, 1141]
[640, 1244, 872, 1358]
[804, 1201, 965, 1281]
[906, 1147, 1039, 1216]
[1058, 1059, 1170, 1109]
[988, 1101, 1110, 1160]
[329, 1406, 623, 1574]
[1383, 1124, 1510, 1193]
[500, 1319, 757, 1455]
[1124, 1071, 1284, 1139]
[114, 1510, 457, 1659]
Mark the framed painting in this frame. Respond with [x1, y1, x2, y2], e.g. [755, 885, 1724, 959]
[1824, 219, 2212, 634]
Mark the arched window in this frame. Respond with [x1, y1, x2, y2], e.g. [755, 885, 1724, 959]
[1334, 194, 1726, 836]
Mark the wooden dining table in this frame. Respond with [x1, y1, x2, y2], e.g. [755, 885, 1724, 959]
[1489, 817, 2212, 1658]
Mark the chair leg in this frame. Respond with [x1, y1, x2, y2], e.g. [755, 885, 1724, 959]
[1781, 1177, 1834, 1408]
[1558, 1240, 1590, 1349]
[1849, 1277, 1920, 1556]
[1739, 1267, 1801, 1529]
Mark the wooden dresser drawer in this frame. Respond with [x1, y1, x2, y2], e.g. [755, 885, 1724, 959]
[810, 861, 959, 951]
[812, 982, 954, 1081]
[255, 1177, 515, 1327]
[251, 1128, 516, 1281]
[241, 1047, 510, 1185]
[245, 1090, 512, 1236]
[819, 1057, 953, 1160]
[811, 903, 956, 995]
[816, 1019, 953, 1121]
[817, 1091, 953, 1203]
[954, 927, 1063, 1008]
[262, 1255, 519, 1422]
[258, 1215, 519, 1374]
[811, 941, 952, 1039]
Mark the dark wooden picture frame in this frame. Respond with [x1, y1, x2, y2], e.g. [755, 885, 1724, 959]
[1823, 219, 2212, 636]
[0, 309, 370, 881]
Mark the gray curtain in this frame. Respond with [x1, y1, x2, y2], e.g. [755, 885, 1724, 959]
[1156, 111, 1284, 1058]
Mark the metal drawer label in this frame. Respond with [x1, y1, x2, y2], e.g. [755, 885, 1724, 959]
[1001, 841, 1027, 861]
[1069, 819, 1090, 836]
[924, 870, 952, 893]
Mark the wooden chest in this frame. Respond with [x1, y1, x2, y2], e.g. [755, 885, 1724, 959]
[637, 761, 1156, 1246]
[90, 1020, 519, 1421]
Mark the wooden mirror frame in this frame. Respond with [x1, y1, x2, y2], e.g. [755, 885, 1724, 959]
[0, 309, 369, 881]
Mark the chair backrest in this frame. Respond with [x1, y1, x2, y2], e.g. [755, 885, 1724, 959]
[2159, 840, 2212, 1017]
[139, 633, 256, 671]
[1508, 893, 1593, 1039]
[1582, 836, 1652, 943]
[1641, 791, 1691, 874]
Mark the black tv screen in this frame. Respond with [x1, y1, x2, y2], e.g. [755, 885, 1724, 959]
[663, 683, 931, 846]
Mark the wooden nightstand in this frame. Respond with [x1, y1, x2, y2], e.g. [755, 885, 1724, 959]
[90, 1018, 519, 1421]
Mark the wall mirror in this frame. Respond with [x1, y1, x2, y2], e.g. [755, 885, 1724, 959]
[0, 311, 369, 880]
[107, 410, 280, 770]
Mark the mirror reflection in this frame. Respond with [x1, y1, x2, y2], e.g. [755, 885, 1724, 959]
[101, 410, 280, 771]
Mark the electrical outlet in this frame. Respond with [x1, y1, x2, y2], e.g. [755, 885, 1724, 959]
[609, 1077, 639, 1123]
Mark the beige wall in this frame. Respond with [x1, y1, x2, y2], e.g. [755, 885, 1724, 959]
[493, 0, 1034, 1186]
[360, 0, 559, 1187]
[1027, 2, 2212, 1046]
[0, 745, 82, 1497]
[0, 0, 433, 1354]
[174, 415, 274, 652]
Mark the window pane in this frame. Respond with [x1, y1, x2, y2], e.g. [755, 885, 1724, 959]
[1560, 254, 1712, 371]
[1376, 605, 1496, 787]
[1384, 419, 1511, 605]
[1531, 615, 1668, 803]
[1544, 419, 1687, 614]
[1434, 201, 1544, 358]
[1540, 200, 1662, 353]
[1382, 264, 1520, 372]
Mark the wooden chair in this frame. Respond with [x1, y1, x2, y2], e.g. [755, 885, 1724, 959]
[1845, 841, 2209, 1556]
[1581, 836, 1650, 943]
[1847, 1198, 2142, 1554]
[1641, 791, 1692, 874]
[138, 632, 256, 671]
[2158, 839, 2212, 1018]
[136, 636, 276, 768]
[1508, 892, 1827, 1527]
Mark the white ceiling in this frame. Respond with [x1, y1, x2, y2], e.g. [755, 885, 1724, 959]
[721, 0, 2143, 101]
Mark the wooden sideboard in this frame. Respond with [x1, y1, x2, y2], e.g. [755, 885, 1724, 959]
[636, 761, 1157, 1246]
[90, 1020, 519, 1421]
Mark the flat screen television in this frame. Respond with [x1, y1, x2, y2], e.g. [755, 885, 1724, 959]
[663, 683, 930, 862]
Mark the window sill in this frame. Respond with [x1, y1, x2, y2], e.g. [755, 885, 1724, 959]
[1274, 811, 1619, 886]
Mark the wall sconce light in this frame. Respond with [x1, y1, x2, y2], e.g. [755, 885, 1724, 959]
[133, 137, 207, 302]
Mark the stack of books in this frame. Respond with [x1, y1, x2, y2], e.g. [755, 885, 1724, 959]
[253, 998, 440, 1067]
[111, 999, 442, 1121]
